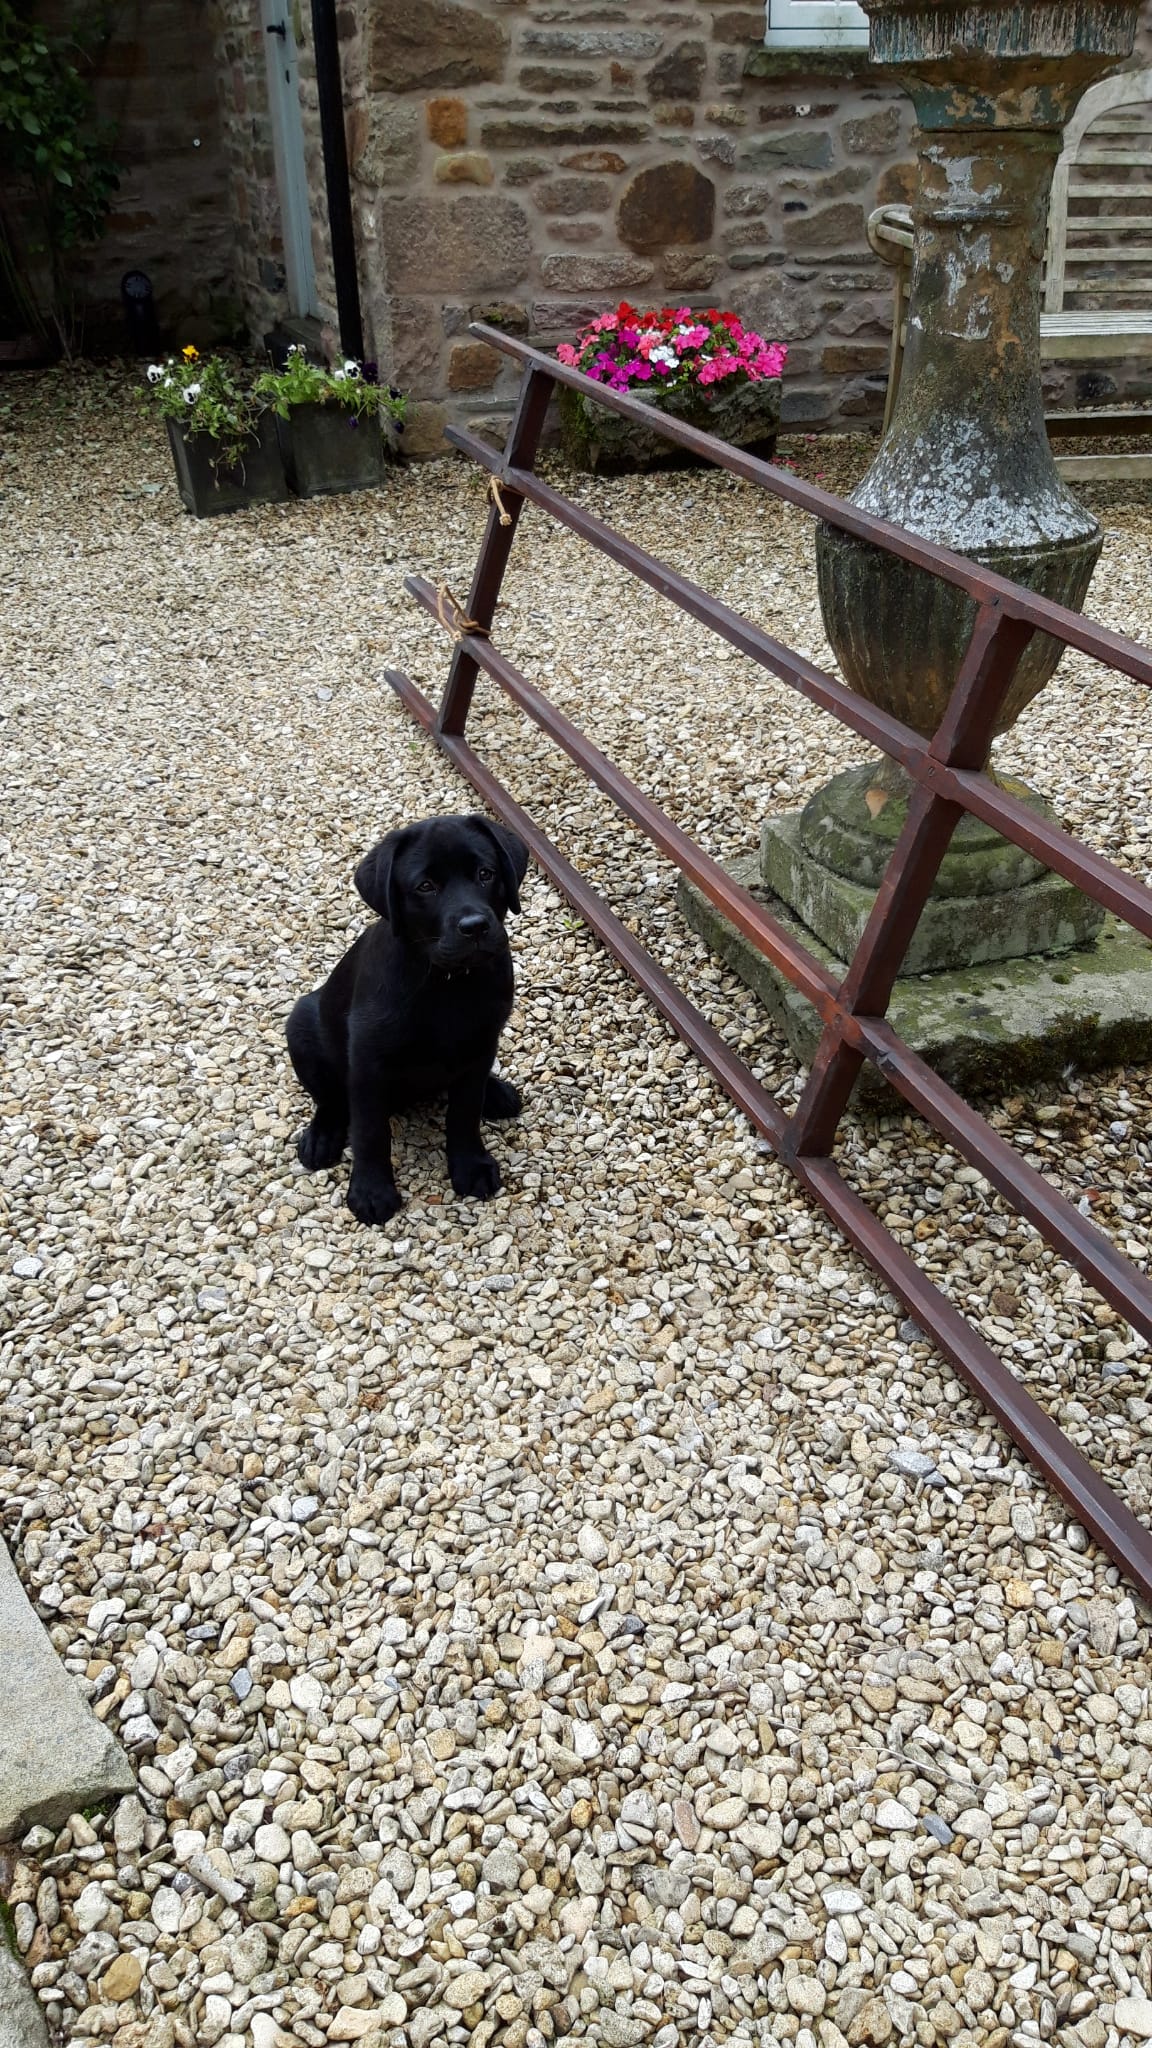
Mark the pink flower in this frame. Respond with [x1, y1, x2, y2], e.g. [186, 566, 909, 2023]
[556, 344, 579, 366]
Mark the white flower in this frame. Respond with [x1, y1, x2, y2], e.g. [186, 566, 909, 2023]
[332, 368, 347, 381]
[649, 346, 679, 369]
[146, 364, 164, 383]
[342, 359, 360, 378]
[183, 382, 202, 404]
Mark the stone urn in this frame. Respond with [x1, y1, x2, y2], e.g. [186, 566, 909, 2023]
[815, 0, 1139, 747]
[678, 0, 1152, 1094]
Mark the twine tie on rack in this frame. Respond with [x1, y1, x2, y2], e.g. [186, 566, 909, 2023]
[435, 584, 487, 643]
[488, 478, 514, 526]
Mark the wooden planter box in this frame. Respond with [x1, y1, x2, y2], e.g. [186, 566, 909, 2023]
[276, 402, 391, 497]
[166, 411, 288, 516]
[557, 375, 782, 475]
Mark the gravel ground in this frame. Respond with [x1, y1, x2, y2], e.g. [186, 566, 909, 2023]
[2, 367, 1152, 2048]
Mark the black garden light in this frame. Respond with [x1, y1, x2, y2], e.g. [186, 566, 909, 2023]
[120, 270, 159, 357]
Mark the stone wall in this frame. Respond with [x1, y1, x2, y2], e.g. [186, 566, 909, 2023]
[207, 0, 298, 345]
[339, 0, 921, 451]
[40, 0, 240, 347]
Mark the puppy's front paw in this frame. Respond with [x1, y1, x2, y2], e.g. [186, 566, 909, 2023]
[347, 1172, 403, 1227]
[297, 1119, 347, 1171]
[483, 1075, 522, 1120]
[449, 1149, 502, 1201]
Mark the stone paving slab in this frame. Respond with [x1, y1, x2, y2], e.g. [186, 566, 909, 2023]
[0, 1538, 135, 1842]
[0, 1941, 49, 2048]
[679, 855, 1152, 1101]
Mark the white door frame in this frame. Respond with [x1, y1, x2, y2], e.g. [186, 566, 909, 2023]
[261, 0, 319, 318]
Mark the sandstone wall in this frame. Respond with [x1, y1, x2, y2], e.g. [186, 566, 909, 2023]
[338, 0, 920, 452]
[208, 0, 299, 345]
[40, 0, 239, 348]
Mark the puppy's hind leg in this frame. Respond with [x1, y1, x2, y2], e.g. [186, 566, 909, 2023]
[483, 1073, 522, 1120]
[286, 992, 348, 1170]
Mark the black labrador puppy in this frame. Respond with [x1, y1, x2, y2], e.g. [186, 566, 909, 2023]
[286, 813, 529, 1225]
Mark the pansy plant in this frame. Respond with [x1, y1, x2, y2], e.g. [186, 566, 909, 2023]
[254, 346, 407, 430]
[141, 347, 261, 472]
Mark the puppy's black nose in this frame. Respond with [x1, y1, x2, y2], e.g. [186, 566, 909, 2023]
[458, 912, 491, 936]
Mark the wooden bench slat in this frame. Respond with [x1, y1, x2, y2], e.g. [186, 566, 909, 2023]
[1073, 149, 1152, 166]
[1066, 246, 1152, 261]
[872, 68, 1152, 452]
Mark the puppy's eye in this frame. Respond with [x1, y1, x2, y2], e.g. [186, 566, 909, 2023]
[477, 866, 495, 883]
[416, 879, 438, 894]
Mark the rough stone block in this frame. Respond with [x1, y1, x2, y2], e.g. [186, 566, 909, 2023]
[368, 0, 508, 93]
[784, 202, 865, 249]
[448, 341, 501, 391]
[349, 100, 420, 188]
[821, 342, 890, 373]
[502, 157, 549, 186]
[725, 222, 772, 250]
[552, 220, 604, 245]
[0, 1538, 135, 1841]
[481, 118, 650, 151]
[663, 250, 723, 288]
[759, 99, 838, 124]
[705, 102, 749, 125]
[827, 299, 890, 336]
[388, 299, 443, 396]
[783, 165, 871, 199]
[842, 106, 903, 153]
[712, 10, 769, 42]
[536, 175, 612, 216]
[731, 272, 822, 341]
[740, 129, 834, 171]
[696, 135, 737, 166]
[540, 253, 655, 290]
[519, 66, 599, 94]
[0, 1944, 50, 2048]
[521, 30, 663, 58]
[470, 299, 528, 336]
[653, 103, 697, 128]
[646, 40, 707, 101]
[426, 96, 468, 148]
[725, 184, 770, 217]
[434, 151, 495, 186]
[561, 149, 627, 173]
[377, 196, 532, 293]
[618, 162, 716, 252]
[679, 858, 1152, 1102]
[402, 401, 450, 458]
[531, 297, 613, 338]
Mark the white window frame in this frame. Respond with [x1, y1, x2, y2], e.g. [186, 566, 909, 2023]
[764, 0, 869, 49]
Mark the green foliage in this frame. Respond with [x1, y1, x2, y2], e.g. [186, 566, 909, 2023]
[254, 346, 407, 426]
[0, 1, 120, 351]
[140, 348, 261, 472]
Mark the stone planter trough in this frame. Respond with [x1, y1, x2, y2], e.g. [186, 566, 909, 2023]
[166, 410, 287, 517]
[276, 401, 391, 497]
[557, 375, 781, 475]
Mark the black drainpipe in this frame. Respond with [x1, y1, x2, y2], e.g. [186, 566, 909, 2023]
[309, 0, 364, 361]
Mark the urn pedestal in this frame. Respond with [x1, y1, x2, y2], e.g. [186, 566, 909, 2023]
[680, 0, 1152, 1096]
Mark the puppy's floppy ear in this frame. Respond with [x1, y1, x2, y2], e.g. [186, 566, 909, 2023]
[354, 827, 411, 928]
[470, 815, 529, 915]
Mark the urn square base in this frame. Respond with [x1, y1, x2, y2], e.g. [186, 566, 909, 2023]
[678, 854, 1152, 1105]
[760, 810, 1106, 978]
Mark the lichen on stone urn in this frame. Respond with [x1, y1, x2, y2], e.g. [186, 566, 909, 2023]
[813, 0, 1139, 745]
